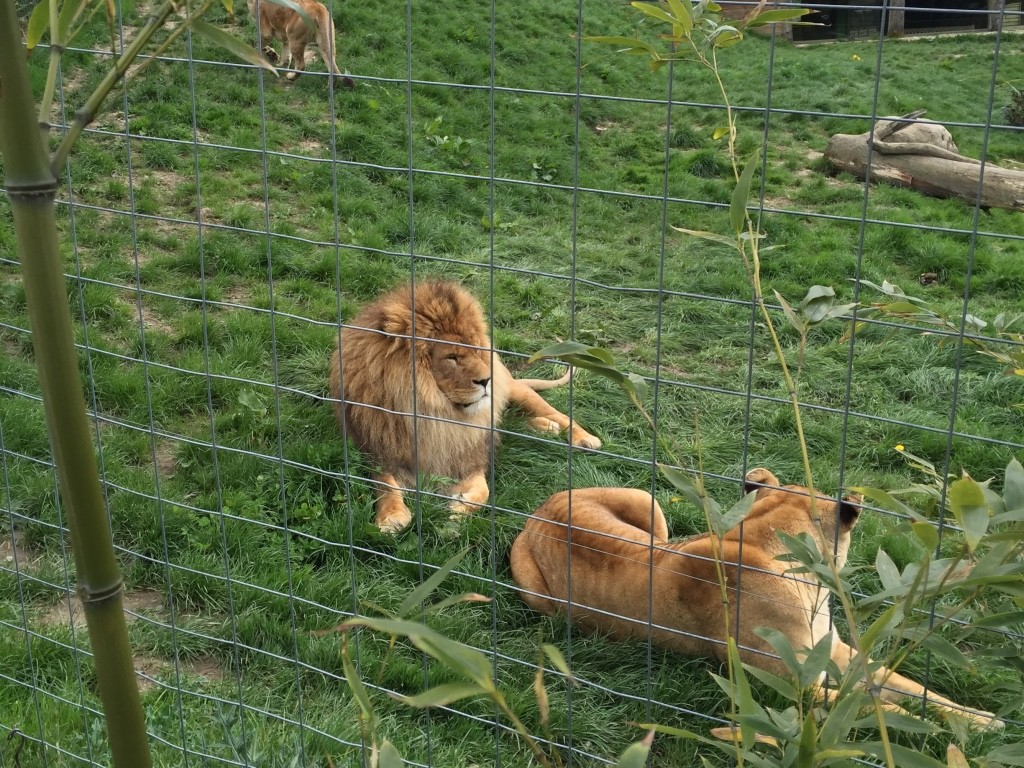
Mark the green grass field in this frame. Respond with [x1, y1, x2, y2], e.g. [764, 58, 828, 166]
[1, 0, 1023, 763]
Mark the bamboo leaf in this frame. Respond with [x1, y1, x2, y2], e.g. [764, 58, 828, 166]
[741, 663, 797, 701]
[875, 548, 901, 591]
[398, 682, 487, 708]
[397, 548, 469, 619]
[26, 1, 49, 51]
[630, 1, 678, 27]
[1004, 457, 1024, 512]
[670, 225, 741, 251]
[745, 8, 812, 27]
[529, 341, 601, 364]
[542, 643, 576, 684]
[534, 666, 550, 724]
[798, 284, 837, 324]
[727, 638, 758, 751]
[615, 731, 655, 768]
[712, 126, 729, 140]
[911, 521, 939, 550]
[710, 25, 743, 48]
[341, 636, 377, 729]
[730, 149, 761, 234]
[720, 490, 756, 531]
[796, 711, 817, 768]
[753, 627, 801, 678]
[658, 465, 703, 510]
[190, 19, 278, 74]
[859, 742, 947, 768]
[774, 289, 804, 334]
[422, 592, 491, 615]
[378, 741, 404, 768]
[949, 475, 990, 553]
[221, 0, 234, 14]
[584, 35, 660, 56]
[664, 0, 693, 36]
[946, 743, 969, 768]
[58, 0, 90, 44]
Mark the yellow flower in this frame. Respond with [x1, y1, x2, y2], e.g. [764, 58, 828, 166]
[895, 444, 905, 452]
[852, 54, 861, 61]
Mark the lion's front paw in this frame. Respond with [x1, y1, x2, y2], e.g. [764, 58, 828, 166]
[262, 46, 279, 63]
[528, 417, 561, 434]
[572, 431, 602, 450]
[376, 503, 413, 534]
[448, 476, 489, 519]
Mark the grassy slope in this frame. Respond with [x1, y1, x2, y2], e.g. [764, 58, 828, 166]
[0, 0, 1023, 763]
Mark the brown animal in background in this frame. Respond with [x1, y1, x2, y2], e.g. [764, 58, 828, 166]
[510, 468, 1002, 731]
[246, 0, 347, 82]
[329, 281, 601, 533]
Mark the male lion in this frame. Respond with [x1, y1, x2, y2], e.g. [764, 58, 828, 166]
[510, 468, 1002, 731]
[246, 0, 349, 83]
[329, 281, 602, 533]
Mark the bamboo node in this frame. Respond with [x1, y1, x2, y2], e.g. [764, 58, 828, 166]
[5, 178, 58, 200]
[78, 579, 126, 606]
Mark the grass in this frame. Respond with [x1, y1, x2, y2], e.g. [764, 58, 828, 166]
[1, 0, 1023, 764]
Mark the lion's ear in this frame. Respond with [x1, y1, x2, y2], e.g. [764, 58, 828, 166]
[743, 468, 780, 497]
[839, 493, 863, 529]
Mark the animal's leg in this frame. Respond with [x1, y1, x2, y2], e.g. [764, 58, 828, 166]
[508, 380, 601, 449]
[448, 472, 489, 517]
[578, 488, 669, 541]
[827, 639, 1003, 731]
[285, 40, 307, 80]
[373, 472, 413, 533]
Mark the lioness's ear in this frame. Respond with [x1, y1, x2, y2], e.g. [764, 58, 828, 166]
[743, 467, 780, 497]
[839, 493, 862, 529]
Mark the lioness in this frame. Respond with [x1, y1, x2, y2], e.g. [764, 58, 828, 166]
[510, 468, 1002, 731]
[329, 281, 602, 533]
[246, 0, 348, 83]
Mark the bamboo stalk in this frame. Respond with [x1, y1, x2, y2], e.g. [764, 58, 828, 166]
[0, 4, 153, 767]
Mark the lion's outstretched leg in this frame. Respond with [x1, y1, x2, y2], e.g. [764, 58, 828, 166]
[374, 472, 413, 534]
[448, 472, 489, 518]
[507, 380, 601, 449]
[827, 639, 1003, 731]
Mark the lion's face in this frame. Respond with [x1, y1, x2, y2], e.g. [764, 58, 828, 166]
[428, 337, 495, 415]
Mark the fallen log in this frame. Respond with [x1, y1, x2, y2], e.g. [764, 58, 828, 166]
[825, 112, 1024, 212]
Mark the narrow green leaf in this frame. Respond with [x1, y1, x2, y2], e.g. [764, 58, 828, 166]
[949, 476, 990, 553]
[1004, 457, 1024, 512]
[26, 1, 49, 51]
[664, 0, 693, 36]
[670, 225, 741, 251]
[712, 126, 729, 140]
[659, 465, 703, 509]
[919, 633, 968, 669]
[796, 711, 817, 768]
[58, 0, 89, 43]
[397, 548, 469, 619]
[859, 742, 947, 768]
[720, 490, 757, 531]
[741, 663, 797, 701]
[625, 372, 649, 404]
[727, 638, 758, 751]
[850, 486, 921, 520]
[746, 8, 813, 27]
[875, 548, 901, 591]
[985, 743, 1024, 767]
[615, 732, 655, 768]
[911, 521, 939, 550]
[398, 682, 487, 708]
[630, 1, 679, 27]
[753, 627, 802, 678]
[584, 35, 659, 56]
[191, 20, 278, 74]
[971, 610, 1024, 629]
[859, 602, 901, 653]
[542, 643, 576, 684]
[710, 25, 743, 48]
[378, 740, 404, 768]
[879, 711, 942, 734]
[774, 289, 804, 334]
[730, 149, 761, 235]
[817, 689, 870, 748]
[799, 284, 837, 324]
[529, 341, 597, 364]
[340, 637, 377, 728]
[797, 633, 833, 690]
[221, 0, 234, 14]
[423, 592, 492, 615]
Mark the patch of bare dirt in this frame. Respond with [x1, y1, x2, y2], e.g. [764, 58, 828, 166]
[133, 654, 224, 693]
[1, 531, 41, 571]
[37, 589, 166, 629]
[154, 440, 177, 480]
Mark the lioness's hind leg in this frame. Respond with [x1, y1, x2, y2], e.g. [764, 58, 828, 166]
[374, 472, 413, 534]
[509, 381, 601, 450]
[448, 472, 490, 518]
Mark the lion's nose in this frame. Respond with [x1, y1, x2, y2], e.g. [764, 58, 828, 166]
[474, 377, 491, 389]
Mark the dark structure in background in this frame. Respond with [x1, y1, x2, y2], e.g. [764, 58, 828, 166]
[768, 0, 1020, 41]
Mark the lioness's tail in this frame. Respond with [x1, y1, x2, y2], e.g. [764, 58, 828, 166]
[516, 368, 572, 392]
[316, 6, 342, 75]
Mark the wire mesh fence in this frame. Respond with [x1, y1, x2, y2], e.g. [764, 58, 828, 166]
[1, 0, 1023, 763]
